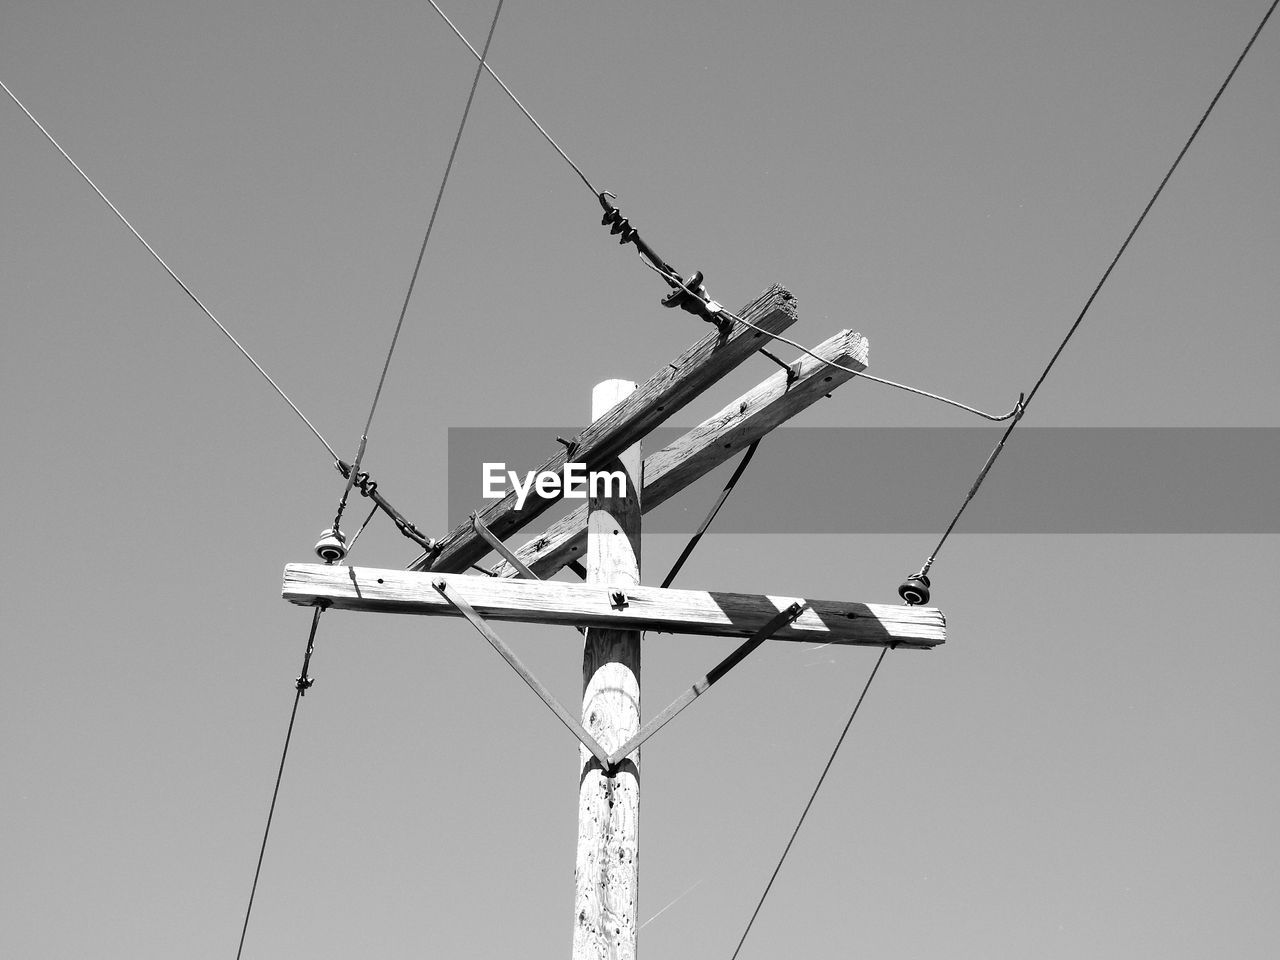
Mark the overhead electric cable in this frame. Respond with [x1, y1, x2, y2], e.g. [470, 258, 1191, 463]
[235, 605, 325, 960]
[1, 77, 340, 462]
[335, 0, 508, 532]
[424, 0, 598, 196]
[425, 5, 1026, 425]
[694, 292, 1025, 423]
[729, 646, 890, 960]
[335, 0, 505, 532]
[910, 0, 1278, 581]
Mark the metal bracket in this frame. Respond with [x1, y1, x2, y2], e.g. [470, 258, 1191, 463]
[757, 346, 797, 383]
[471, 512, 540, 581]
[604, 601, 806, 770]
[433, 578, 612, 769]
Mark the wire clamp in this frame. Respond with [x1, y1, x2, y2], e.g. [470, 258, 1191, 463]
[662, 269, 724, 325]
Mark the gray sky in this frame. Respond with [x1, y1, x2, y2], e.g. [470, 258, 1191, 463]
[2, 1, 1277, 957]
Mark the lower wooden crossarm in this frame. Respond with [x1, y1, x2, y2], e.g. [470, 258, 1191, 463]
[282, 564, 946, 649]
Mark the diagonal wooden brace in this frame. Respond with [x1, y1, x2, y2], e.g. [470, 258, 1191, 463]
[433, 578, 611, 768]
[604, 601, 806, 769]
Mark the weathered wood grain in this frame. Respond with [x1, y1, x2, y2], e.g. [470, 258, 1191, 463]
[490, 328, 868, 579]
[574, 379, 641, 960]
[420, 284, 798, 574]
[282, 564, 946, 649]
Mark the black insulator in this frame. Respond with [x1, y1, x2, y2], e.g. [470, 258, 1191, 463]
[314, 527, 348, 564]
[898, 574, 931, 605]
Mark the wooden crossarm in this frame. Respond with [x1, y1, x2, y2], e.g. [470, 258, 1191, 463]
[421, 284, 798, 574]
[490, 328, 869, 579]
[282, 564, 945, 649]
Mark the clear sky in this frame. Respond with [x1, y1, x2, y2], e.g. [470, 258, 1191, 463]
[2, 1, 1277, 957]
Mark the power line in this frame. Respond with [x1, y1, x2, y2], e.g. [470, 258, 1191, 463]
[700, 293, 1024, 423]
[912, 0, 1278, 580]
[235, 605, 325, 960]
[424, 0, 598, 196]
[336, 0, 508, 533]
[732, 13, 1278, 944]
[424, 2, 1028, 427]
[0, 77, 340, 463]
[729, 646, 890, 960]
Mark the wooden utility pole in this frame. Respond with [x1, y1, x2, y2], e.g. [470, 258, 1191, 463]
[281, 286, 950, 957]
[575, 380, 642, 960]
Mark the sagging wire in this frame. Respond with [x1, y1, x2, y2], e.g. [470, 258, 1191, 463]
[327, 0, 507, 553]
[423, 4, 746, 324]
[235, 604, 326, 960]
[897, 0, 1279, 603]
[424, 0, 599, 196]
[427, 1, 1022, 423]
[640, 256, 1024, 423]
[426, 5, 1026, 423]
[0, 77, 340, 463]
[728, 645, 891, 960]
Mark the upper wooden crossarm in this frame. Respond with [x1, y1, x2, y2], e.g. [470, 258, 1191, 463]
[421, 284, 798, 574]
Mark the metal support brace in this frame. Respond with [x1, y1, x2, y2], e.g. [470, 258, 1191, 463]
[604, 601, 806, 769]
[661, 439, 761, 589]
[757, 346, 797, 382]
[471, 512, 540, 580]
[433, 578, 611, 768]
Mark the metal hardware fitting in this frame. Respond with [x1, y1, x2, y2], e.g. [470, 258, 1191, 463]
[334, 460, 436, 553]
